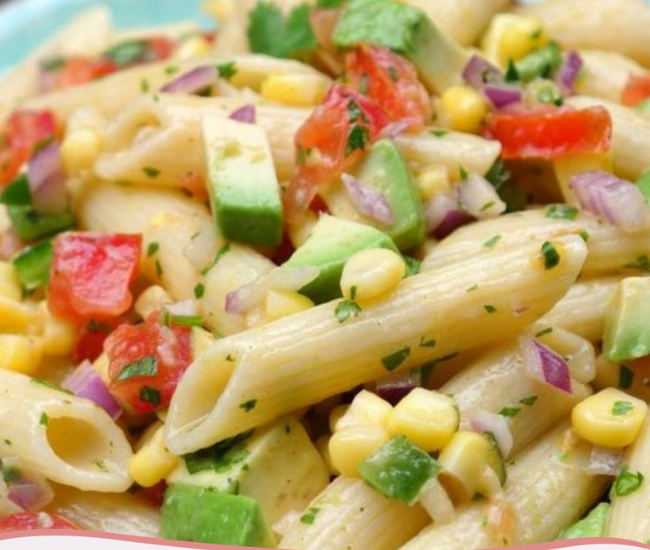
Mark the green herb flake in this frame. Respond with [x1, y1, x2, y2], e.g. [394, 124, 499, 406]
[300, 507, 320, 525]
[345, 124, 370, 156]
[147, 241, 160, 257]
[484, 305, 497, 314]
[39, 412, 49, 426]
[485, 159, 510, 190]
[142, 166, 160, 178]
[155, 259, 164, 277]
[466, 284, 478, 293]
[381, 347, 411, 372]
[612, 466, 644, 497]
[403, 255, 421, 277]
[545, 204, 578, 220]
[483, 235, 501, 249]
[140, 78, 150, 93]
[202, 243, 231, 275]
[93, 459, 108, 471]
[117, 355, 158, 381]
[519, 395, 538, 406]
[430, 129, 448, 138]
[194, 283, 205, 299]
[140, 386, 161, 407]
[335, 299, 362, 323]
[619, 365, 634, 389]
[612, 401, 634, 416]
[217, 61, 238, 79]
[541, 241, 560, 269]
[624, 255, 650, 272]
[504, 58, 520, 82]
[183, 430, 253, 474]
[3, 439, 11, 446]
[239, 399, 258, 412]
[419, 336, 436, 348]
[579, 230, 590, 242]
[535, 326, 553, 337]
[459, 166, 469, 180]
[164, 65, 179, 75]
[498, 406, 521, 417]
[479, 201, 495, 212]
[31, 378, 73, 394]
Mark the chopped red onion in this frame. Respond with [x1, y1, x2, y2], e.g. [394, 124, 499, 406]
[229, 104, 257, 124]
[456, 173, 506, 219]
[571, 170, 650, 233]
[482, 85, 523, 109]
[164, 299, 201, 317]
[27, 142, 69, 214]
[462, 55, 503, 90]
[555, 51, 583, 95]
[585, 446, 622, 476]
[379, 120, 410, 140]
[63, 360, 122, 419]
[161, 65, 218, 95]
[225, 266, 320, 315]
[471, 410, 513, 457]
[375, 371, 421, 405]
[341, 173, 394, 226]
[520, 336, 572, 394]
[0, 228, 23, 261]
[3, 458, 54, 512]
[425, 191, 473, 240]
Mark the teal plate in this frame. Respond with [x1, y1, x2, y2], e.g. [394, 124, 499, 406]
[0, 0, 209, 76]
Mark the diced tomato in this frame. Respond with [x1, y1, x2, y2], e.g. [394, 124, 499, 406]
[48, 232, 142, 322]
[622, 74, 650, 107]
[72, 320, 114, 363]
[0, 512, 79, 533]
[105, 311, 193, 415]
[485, 106, 612, 160]
[283, 84, 389, 222]
[144, 37, 175, 62]
[344, 44, 432, 131]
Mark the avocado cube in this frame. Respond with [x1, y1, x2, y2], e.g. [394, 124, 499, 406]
[203, 115, 283, 247]
[283, 214, 400, 303]
[160, 485, 276, 547]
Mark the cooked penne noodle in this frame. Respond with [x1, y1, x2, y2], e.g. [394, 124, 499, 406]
[577, 50, 648, 103]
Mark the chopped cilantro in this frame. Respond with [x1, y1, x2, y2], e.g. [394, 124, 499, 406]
[403, 255, 421, 277]
[40, 56, 66, 72]
[624, 255, 650, 272]
[183, 431, 253, 474]
[93, 459, 108, 471]
[140, 78, 150, 93]
[498, 406, 521, 417]
[479, 201, 496, 212]
[619, 365, 634, 389]
[39, 412, 49, 426]
[466, 284, 478, 293]
[519, 395, 538, 406]
[545, 204, 578, 220]
[612, 466, 644, 497]
[381, 347, 411, 372]
[419, 336, 436, 348]
[459, 166, 469, 180]
[430, 129, 448, 138]
[345, 124, 370, 156]
[612, 401, 634, 416]
[194, 283, 205, 299]
[485, 159, 510, 190]
[541, 241, 560, 269]
[147, 241, 160, 257]
[142, 166, 160, 178]
[239, 399, 258, 412]
[3, 439, 11, 446]
[164, 65, 179, 75]
[117, 356, 158, 381]
[217, 61, 238, 79]
[335, 299, 361, 323]
[139, 386, 161, 407]
[202, 243, 231, 275]
[504, 58, 520, 82]
[31, 379, 72, 394]
[316, 0, 344, 6]
[300, 507, 320, 525]
[161, 310, 204, 328]
[535, 326, 553, 337]
[103, 40, 146, 66]
[483, 235, 501, 249]
[155, 259, 164, 277]
[484, 305, 497, 314]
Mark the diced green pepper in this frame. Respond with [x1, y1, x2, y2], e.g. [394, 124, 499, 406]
[12, 240, 53, 291]
[514, 43, 563, 83]
[557, 502, 609, 539]
[6, 205, 74, 241]
[0, 174, 32, 207]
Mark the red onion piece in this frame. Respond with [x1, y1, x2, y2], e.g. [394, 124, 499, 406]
[0, 228, 23, 261]
[520, 336, 572, 394]
[161, 65, 218, 95]
[379, 120, 410, 140]
[482, 85, 523, 109]
[462, 55, 503, 90]
[229, 104, 257, 124]
[456, 173, 506, 219]
[341, 173, 394, 226]
[585, 446, 622, 476]
[375, 371, 421, 405]
[3, 458, 54, 512]
[471, 410, 513, 457]
[63, 360, 122, 419]
[425, 191, 473, 240]
[225, 265, 320, 315]
[555, 51, 583, 95]
[571, 170, 650, 232]
[27, 142, 69, 214]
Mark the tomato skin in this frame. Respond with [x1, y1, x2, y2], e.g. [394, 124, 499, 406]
[283, 83, 389, 222]
[105, 312, 193, 415]
[0, 512, 79, 533]
[47, 232, 142, 322]
[344, 44, 432, 131]
[622, 74, 650, 107]
[485, 106, 612, 160]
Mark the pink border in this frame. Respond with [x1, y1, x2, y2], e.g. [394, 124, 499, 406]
[0, 532, 648, 550]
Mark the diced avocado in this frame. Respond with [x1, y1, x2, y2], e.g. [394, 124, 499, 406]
[202, 115, 283, 247]
[160, 484, 276, 547]
[603, 277, 650, 362]
[325, 140, 425, 251]
[283, 214, 399, 303]
[168, 417, 329, 524]
[557, 502, 609, 540]
[332, 0, 469, 93]
[358, 434, 441, 504]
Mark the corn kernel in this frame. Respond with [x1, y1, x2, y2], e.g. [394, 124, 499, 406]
[340, 249, 406, 303]
[328, 425, 390, 478]
[264, 289, 314, 322]
[38, 301, 78, 356]
[190, 325, 215, 358]
[417, 165, 450, 202]
[388, 388, 459, 452]
[0, 262, 21, 301]
[329, 404, 349, 433]
[261, 74, 330, 107]
[129, 426, 180, 487]
[498, 16, 548, 66]
[572, 388, 647, 448]
[334, 390, 394, 431]
[135, 285, 172, 319]
[61, 129, 101, 174]
[315, 435, 337, 475]
[0, 297, 39, 333]
[0, 335, 43, 375]
[440, 86, 489, 134]
[174, 35, 212, 60]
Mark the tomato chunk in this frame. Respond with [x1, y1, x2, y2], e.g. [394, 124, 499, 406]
[622, 74, 650, 107]
[283, 83, 389, 222]
[344, 44, 432, 131]
[48, 232, 142, 322]
[0, 512, 79, 533]
[485, 106, 612, 160]
[105, 311, 193, 415]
